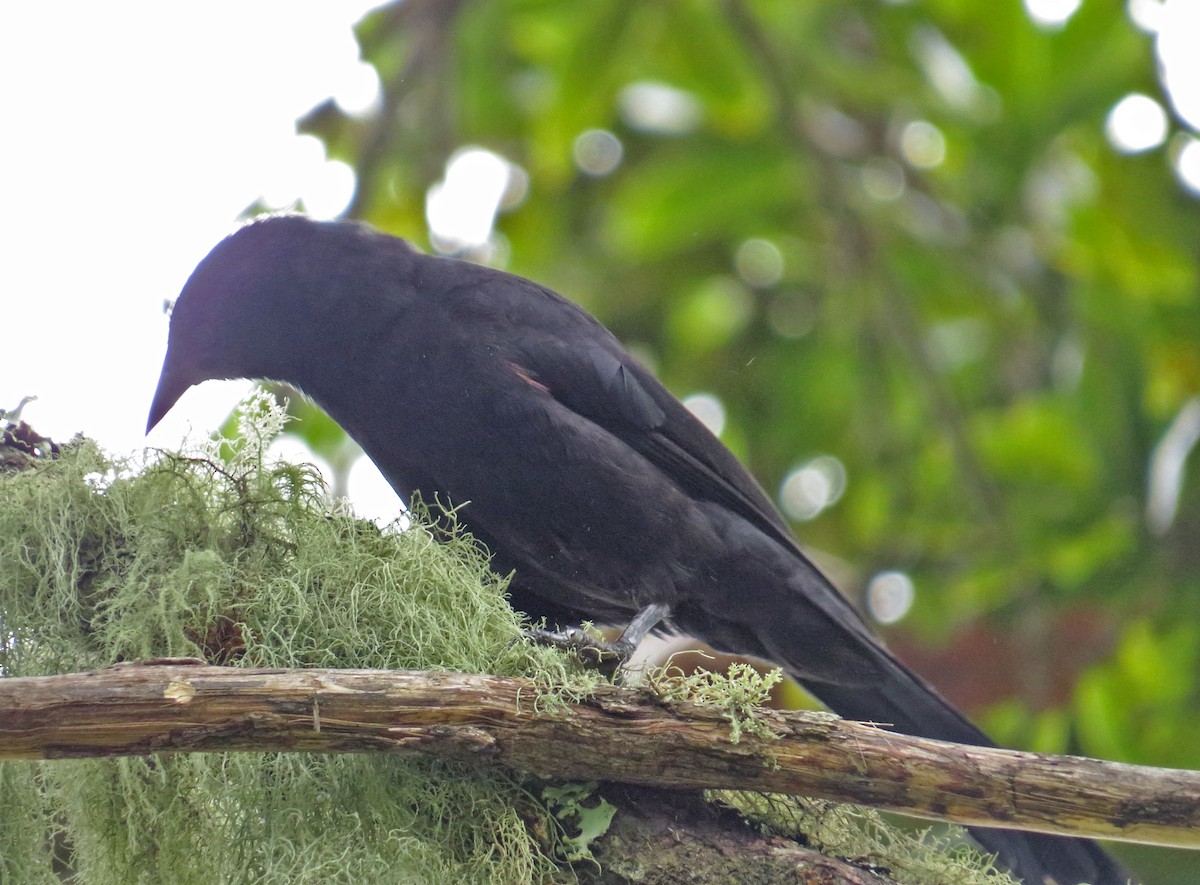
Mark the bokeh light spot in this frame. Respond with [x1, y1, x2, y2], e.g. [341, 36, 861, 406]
[861, 158, 906, 202]
[867, 571, 916, 625]
[927, 318, 988, 372]
[305, 160, 357, 219]
[619, 81, 701, 134]
[911, 27, 990, 113]
[1172, 135, 1200, 195]
[1147, 397, 1200, 535]
[1128, 0, 1165, 32]
[804, 102, 868, 158]
[779, 455, 847, 522]
[574, 129, 624, 176]
[426, 147, 519, 253]
[683, 393, 727, 437]
[334, 61, 382, 116]
[1024, 0, 1082, 28]
[1105, 93, 1169, 153]
[768, 293, 817, 339]
[734, 239, 784, 288]
[1156, 0, 1200, 132]
[900, 120, 946, 168]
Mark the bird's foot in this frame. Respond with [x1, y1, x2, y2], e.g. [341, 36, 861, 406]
[525, 602, 670, 675]
[524, 625, 635, 673]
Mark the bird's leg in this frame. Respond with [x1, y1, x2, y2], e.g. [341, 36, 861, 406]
[526, 602, 670, 672]
[617, 601, 671, 649]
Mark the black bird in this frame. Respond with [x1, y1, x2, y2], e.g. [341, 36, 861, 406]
[148, 215, 1127, 885]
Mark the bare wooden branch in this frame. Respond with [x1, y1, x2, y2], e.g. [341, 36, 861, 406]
[2, 661, 1197, 851]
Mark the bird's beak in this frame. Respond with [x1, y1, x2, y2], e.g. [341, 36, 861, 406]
[145, 362, 191, 434]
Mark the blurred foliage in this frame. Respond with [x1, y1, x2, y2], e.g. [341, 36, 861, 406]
[291, 3, 1200, 878]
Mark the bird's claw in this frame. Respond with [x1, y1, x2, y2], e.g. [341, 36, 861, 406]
[524, 625, 634, 672]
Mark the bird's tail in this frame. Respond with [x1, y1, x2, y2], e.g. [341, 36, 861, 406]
[807, 676, 1130, 885]
[739, 562, 1131, 885]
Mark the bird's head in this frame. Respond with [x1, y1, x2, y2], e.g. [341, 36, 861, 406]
[146, 214, 385, 433]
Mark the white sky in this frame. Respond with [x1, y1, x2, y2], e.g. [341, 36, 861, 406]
[1, 2, 379, 456]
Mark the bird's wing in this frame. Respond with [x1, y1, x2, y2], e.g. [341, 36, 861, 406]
[514, 328, 800, 556]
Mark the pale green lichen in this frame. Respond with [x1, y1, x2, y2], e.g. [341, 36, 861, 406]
[649, 660, 785, 744]
[0, 394, 592, 884]
[716, 791, 1019, 885]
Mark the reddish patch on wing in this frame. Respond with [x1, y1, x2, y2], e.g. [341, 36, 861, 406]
[507, 361, 551, 393]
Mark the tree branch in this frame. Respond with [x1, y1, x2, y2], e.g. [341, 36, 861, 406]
[583, 784, 905, 885]
[3, 662, 1197, 850]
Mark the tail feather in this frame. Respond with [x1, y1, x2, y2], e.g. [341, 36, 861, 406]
[809, 680, 1129, 885]
[738, 560, 1132, 885]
